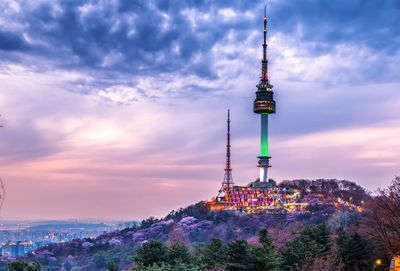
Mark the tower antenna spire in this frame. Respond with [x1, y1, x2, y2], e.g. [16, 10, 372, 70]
[262, 5, 269, 85]
[226, 109, 231, 176]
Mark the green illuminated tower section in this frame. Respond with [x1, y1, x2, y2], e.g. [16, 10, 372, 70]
[253, 7, 276, 182]
[260, 114, 269, 156]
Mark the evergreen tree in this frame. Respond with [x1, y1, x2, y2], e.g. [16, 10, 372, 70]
[9, 261, 26, 271]
[259, 229, 273, 247]
[134, 240, 168, 267]
[337, 232, 372, 271]
[201, 238, 227, 270]
[226, 240, 254, 271]
[311, 223, 331, 255]
[9, 260, 41, 271]
[108, 261, 118, 271]
[282, 224, 332, 270]
[166, 243, 193, 266]
[252, 229, 281, 271]
[135, 262, 200, 271]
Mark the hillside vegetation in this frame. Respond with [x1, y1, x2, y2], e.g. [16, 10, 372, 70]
[2, 178, 398, 271]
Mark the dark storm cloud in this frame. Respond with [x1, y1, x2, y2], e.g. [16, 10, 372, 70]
[0, 30, 27, 51]
[272, 0, 400, 53]
[2, 0, 254, 79]
[0, 0, 399, 85]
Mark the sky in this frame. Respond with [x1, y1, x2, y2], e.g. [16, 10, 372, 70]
[0, 0, 399, 220]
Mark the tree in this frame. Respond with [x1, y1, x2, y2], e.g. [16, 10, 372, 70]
[93, 252, 106, 268]
[337, 232, 372, 271]
[134, 262, 200, 271]
[134, 241, 168, 267]
[252, 229, 281, 271]
[108, 262, 119, 271]
[201, 238, 227, 270]
[166, 243, 193, 266]
[299, 245, 344, 271]
[9, 261, 41, 271]
[365, 176, 400, 257]
[282, 224, 332, 270]
[134, 241, 201, 271]
[140, 217, 159, 229]
[165, 202, 211, 221]
[226, 240, 254, 271]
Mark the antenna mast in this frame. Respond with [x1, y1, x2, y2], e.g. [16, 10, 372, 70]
[217, 110, 234, 199]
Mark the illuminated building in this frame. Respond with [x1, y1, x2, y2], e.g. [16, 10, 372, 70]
[1, 241, 33, 257]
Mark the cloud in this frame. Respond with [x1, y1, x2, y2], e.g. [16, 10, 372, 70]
[1, 0, 399, 92]
[0, 30, 27, 51]
[270, 120, 400, 189]
[0, 0, 256, 79]
[272, 0, 400, 51]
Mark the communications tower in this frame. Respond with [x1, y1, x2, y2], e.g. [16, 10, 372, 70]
[217, 110, 234, 201]
[253, 7, 276, 182]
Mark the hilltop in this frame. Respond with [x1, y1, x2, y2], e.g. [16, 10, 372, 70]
[1, 179, 372, 271]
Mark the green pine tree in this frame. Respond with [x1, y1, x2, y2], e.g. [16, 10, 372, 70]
[201, 238, 227, 270]
[9, 260, 41, 271]
[337, 232, 372, 271]
[108, 261, 118, 271]
[134, 240, 168, 267]
[312, 223, 332, 255]
[226, 240, 253, 271]
[282, 224, 332, 270]
[134, 262, 200, 271]
[166, 243, 193, 266]
[252, 229, 281, 271]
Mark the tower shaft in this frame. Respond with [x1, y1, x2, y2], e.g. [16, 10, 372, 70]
[259, 114, 270, 182]
[260, 113, 269, 157]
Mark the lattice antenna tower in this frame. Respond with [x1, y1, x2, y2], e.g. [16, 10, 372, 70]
[218, 110, 234, 196]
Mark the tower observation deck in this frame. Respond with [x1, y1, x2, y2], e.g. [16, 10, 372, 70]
[254, 6, 276, 183]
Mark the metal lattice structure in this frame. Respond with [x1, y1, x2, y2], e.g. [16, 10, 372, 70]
[217, 110, 234, 202]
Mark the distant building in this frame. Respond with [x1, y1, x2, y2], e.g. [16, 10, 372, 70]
[1, 241, 33, 257]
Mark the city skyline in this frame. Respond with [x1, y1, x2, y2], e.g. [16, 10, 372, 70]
[0, 0, 399, 220]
